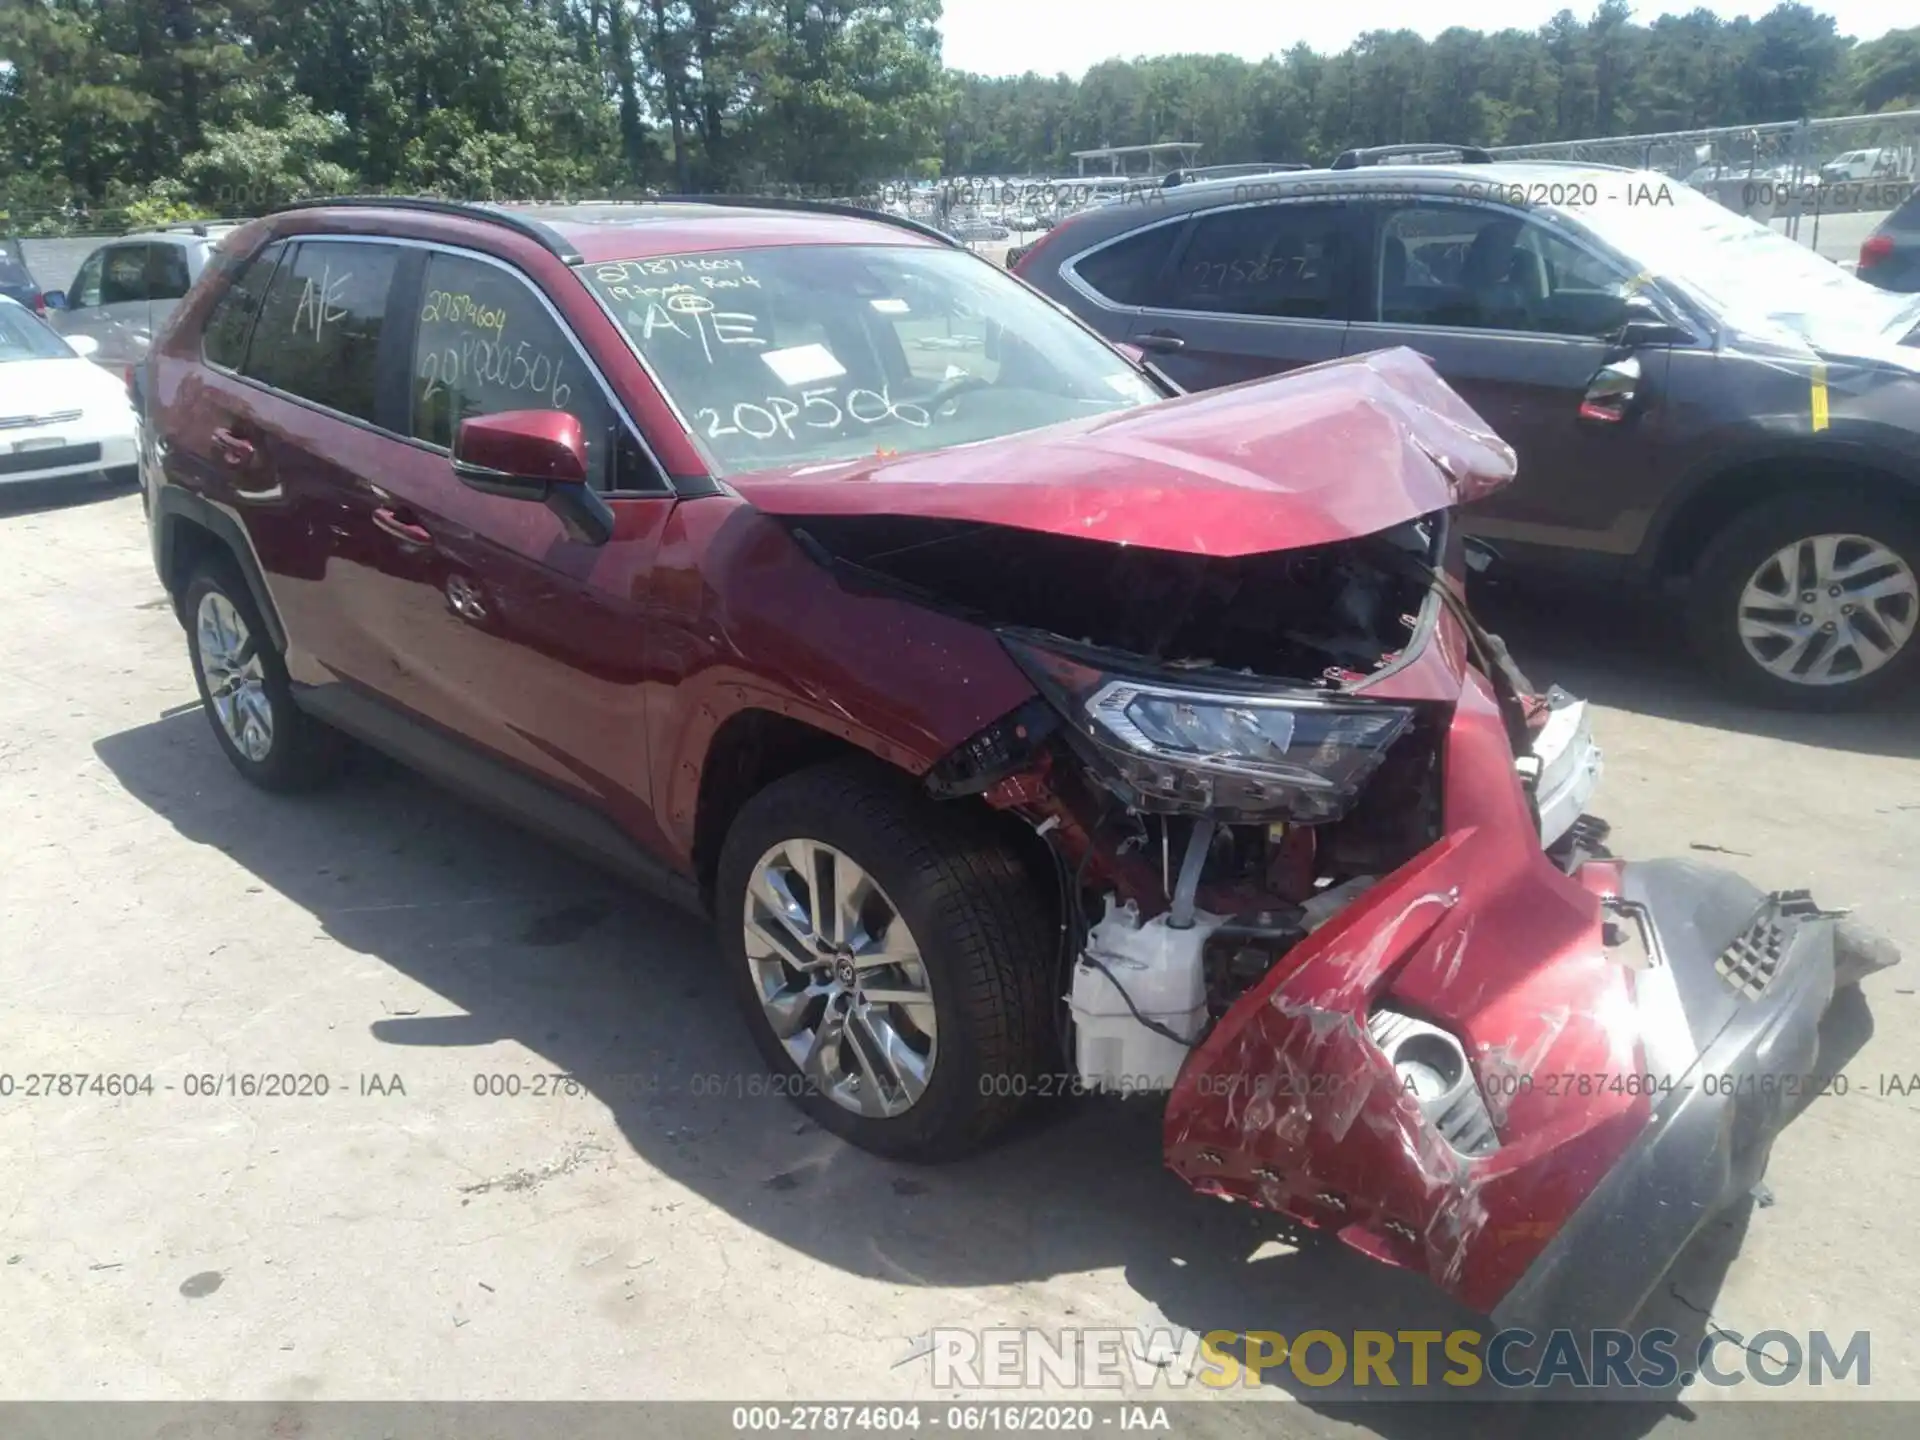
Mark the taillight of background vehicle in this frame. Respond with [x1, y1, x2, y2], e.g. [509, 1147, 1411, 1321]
[31, 291, 46, 316]
[1859, 234, 1893, 275]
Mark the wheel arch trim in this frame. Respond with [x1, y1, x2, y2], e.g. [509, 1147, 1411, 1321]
[152, 486, 288, 655]
[1643, 435, 1920, 581]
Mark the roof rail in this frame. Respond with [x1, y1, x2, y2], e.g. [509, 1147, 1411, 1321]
[271, 195, 584, 263]
[1331, 144, 1493, 170]
[657, 193, 962, 248]
[1163, 162, 1311, 187]
[1484, 157, 1645, 174]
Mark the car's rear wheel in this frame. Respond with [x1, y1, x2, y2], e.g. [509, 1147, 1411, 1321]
[715, 759, 1054, 1161]
[184, 562, 344, 791]
[1690, 493, 1920, 708]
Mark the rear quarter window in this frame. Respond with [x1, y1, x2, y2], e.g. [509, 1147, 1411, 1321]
[201, 242, 286, 370]
[1887, 186, 1920, 233]
[1071, 222, 1182, 306]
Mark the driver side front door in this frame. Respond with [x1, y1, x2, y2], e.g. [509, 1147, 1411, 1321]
[1344, 200, 1675, 566]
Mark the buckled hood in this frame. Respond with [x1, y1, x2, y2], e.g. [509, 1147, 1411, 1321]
[726, 347, 1517, 557]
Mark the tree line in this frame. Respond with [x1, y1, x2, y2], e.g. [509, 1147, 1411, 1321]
[1, 1, 1917, 234]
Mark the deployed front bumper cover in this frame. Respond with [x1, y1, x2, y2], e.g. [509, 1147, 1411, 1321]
[1490, 859, 1898, 1334]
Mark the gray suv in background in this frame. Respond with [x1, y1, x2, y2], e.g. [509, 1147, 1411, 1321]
[45, 222, 241, 369]
[1013, 146, 1920, 708]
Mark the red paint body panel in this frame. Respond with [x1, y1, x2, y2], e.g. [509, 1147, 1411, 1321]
[644, 497, 1040, 863]
[729, 348, 1518, 556]
[1164, 671, 1649, 1313]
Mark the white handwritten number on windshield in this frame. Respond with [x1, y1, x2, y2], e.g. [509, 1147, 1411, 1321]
[696, 384, 931, 442]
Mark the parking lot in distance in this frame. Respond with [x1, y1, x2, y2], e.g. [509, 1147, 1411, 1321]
[2, 483, 1919, 1424]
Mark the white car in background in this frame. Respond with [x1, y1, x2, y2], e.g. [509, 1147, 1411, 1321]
[0, 296, 140, 490]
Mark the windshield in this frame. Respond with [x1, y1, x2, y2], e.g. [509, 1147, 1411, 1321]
[1574, 181, 1920, 339]
[580, 244, 1159, 476]
[0, 301, 73, 362]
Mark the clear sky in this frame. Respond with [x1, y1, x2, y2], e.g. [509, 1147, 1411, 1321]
[937, 1, 1910, 79]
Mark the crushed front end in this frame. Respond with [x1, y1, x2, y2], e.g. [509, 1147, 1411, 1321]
[892, 511, 1891, 1330]
[761, 349, 1897, 1328]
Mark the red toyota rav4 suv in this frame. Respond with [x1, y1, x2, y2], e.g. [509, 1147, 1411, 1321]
[140, 197, 1891, 1334]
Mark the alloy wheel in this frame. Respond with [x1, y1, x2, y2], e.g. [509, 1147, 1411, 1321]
[195, 590, 274, 762]
[742, 838, 937, 1118]
[1736, 532, 1919, 687]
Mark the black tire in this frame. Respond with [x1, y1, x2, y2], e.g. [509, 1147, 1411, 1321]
[714, 758, 1055, 1161]
[183, 559, 344, 791]
[1687, 491, 1920, 709]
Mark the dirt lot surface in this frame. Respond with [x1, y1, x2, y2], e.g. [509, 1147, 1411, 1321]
[3, 482, 1917, 1436]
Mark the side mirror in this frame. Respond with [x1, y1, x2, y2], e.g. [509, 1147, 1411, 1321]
[452, 410, 614, 546]
[43, 290, 69, 311]
[64, 333, 100, 359]
[1614, 292, 1693, 349]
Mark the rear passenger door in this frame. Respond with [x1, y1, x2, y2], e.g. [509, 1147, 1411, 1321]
[1123, 200, 1359, 390]
[231, 237, 412, 692]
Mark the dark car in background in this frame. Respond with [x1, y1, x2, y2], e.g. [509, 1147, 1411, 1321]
[0, 236, 44, 314]
[1858, 183, 1920, 293]
[1013, 146, 1920, 708]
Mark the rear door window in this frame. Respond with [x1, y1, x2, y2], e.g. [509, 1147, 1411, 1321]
[1160, 203, 1352, 319]
[243, 240, 400, 423]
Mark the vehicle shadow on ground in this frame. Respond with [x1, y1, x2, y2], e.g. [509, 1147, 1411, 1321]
[93, 713, 1869, 1439]
[1474, 578, 1920, 762]
[0, 472, 138, 517]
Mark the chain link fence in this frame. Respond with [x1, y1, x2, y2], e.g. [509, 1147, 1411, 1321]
[1490, 110, 1920, 263]
[2, 184, 1023, 293]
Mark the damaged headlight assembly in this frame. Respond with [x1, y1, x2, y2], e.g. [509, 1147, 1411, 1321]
[1001, 632, 1416, 823]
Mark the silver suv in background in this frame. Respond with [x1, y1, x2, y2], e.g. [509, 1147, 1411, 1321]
[44, 222, 242, 369]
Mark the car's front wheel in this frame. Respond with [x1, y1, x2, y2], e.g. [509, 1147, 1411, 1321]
[184, 561, 344, 791]
[715, 759, 1055, 1161]
[1690, 493, 1920, 708]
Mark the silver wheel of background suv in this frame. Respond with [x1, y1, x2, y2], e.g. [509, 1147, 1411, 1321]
[742, 837, 937, 1118]
[1737, 532, 1919, 687]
